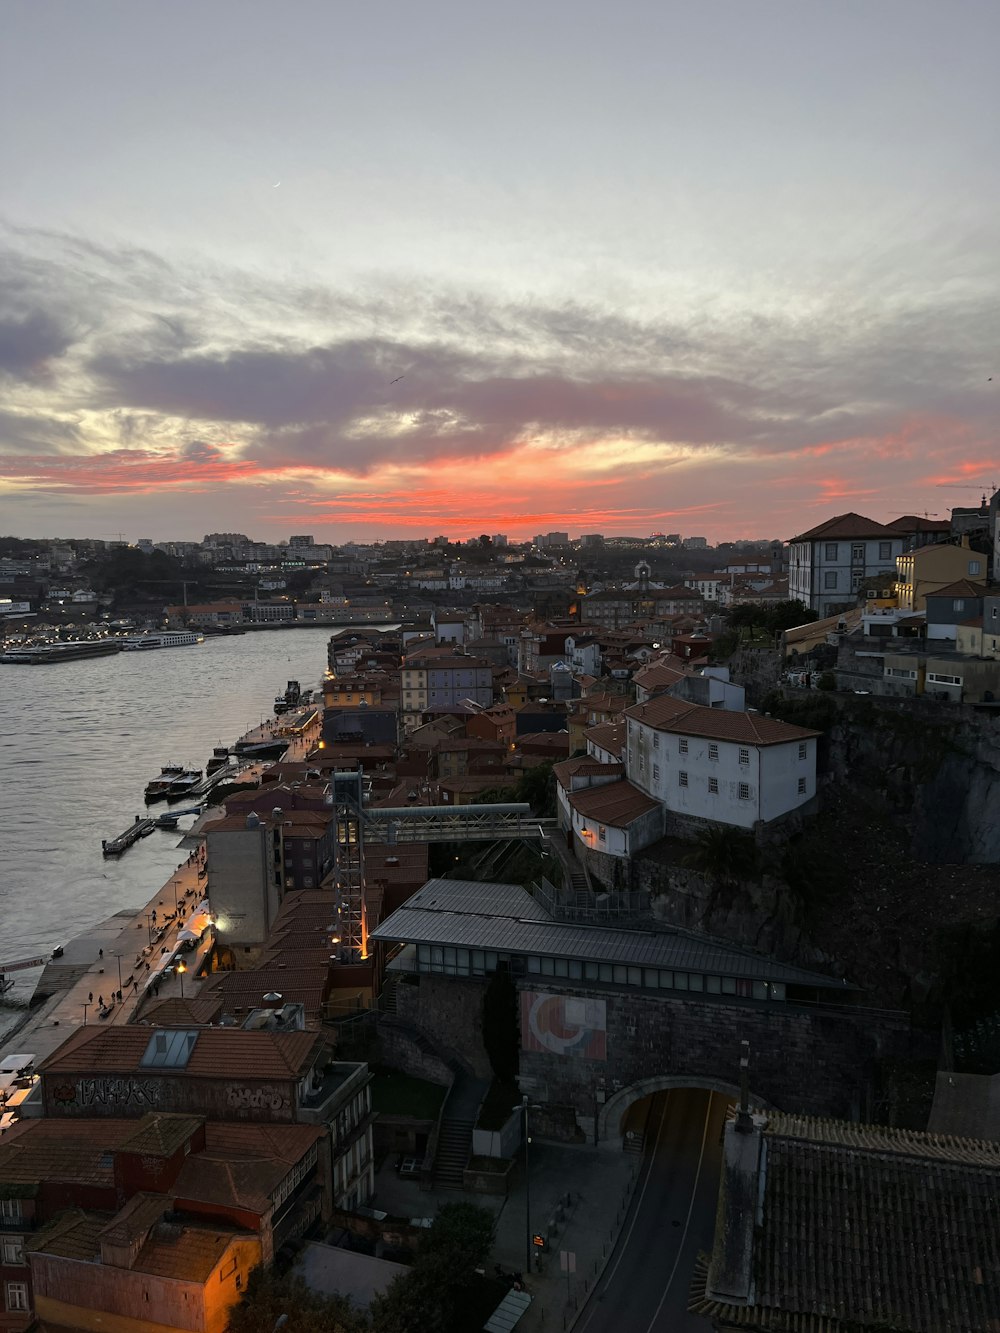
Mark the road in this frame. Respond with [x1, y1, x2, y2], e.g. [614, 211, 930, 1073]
[577, 1089, 730, 1333]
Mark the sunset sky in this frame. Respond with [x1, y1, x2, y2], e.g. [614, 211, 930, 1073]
[1, 0, 997, 544]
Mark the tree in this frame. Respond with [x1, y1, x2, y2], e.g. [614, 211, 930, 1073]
[680, 827, 760, 882]
[514, 760, 556, 817]
[226, 1268, 367, 1333]
[369, 1204, 496, 1333]
[763, 600, 817, 636]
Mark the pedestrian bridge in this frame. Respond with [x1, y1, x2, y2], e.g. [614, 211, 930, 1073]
[361, 803, 558, 844]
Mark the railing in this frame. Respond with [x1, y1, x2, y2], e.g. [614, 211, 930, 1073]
[362, 804, 557, 844]
[532, 877, 652, 923]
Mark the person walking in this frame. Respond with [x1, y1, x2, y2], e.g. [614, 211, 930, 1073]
[88, 991, 93, 1003]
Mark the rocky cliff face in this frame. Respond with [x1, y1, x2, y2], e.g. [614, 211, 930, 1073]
[634, 696, 1000, 1012]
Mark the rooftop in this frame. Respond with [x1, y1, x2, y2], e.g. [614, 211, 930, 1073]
[372, 880, 850, 990]
[788, 511, 901, 543]
[38, 1026, 322, 1081]
[625, 696, 818, 745]
[568, 779, 660, 827]
[696, 1113, 1000, 1333]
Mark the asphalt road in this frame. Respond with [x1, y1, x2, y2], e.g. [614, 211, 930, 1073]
[577, 1088, 730, 1333]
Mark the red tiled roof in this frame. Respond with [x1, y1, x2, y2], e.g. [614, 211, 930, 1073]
[0, 1118, 136, 1186]
[568, 780, 660, 827]
[552, 758, 624, 787]
[788, 511, 900, 542]
[886, 515, 951, 533]
[584, 721, 626, 757]
[926, 579, 987, 599]
[625, 696, 818, 745]
[38, 1026, 322, 1080]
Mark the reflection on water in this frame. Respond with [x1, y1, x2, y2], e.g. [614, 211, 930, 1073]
[0, 629, 338, 1025]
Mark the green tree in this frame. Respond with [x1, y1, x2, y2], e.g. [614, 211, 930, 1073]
[763, 599, 817, 636]
[514, 760, 556, 816]
[680, 827, 760, 882]
[226, 1268, 367, 1333]
[369, 1205, 496, 1333]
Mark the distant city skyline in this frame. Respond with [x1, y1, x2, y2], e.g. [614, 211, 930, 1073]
[1, 1, 997, 542]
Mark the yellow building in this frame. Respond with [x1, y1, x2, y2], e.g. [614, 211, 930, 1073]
[895, 539, 986, 612]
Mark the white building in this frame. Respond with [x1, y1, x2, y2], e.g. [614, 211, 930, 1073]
[787, 513, 905, 617]
[624, 696, 819, 831]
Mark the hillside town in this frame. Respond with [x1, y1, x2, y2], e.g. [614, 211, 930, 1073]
[3, 496, 1000, 1333]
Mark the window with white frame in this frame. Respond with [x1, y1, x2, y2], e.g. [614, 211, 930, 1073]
[708, 743, 719, 761]
[739, 747, 750, 765]
[2, 1240, 24, 1266]
[5, 1284, 28, 1313]
[852, 545, 865, 561]
[927, 672, 961, 686]
[678, 771, 688, 787]
[738, 783, 751, 801]
[953, 599, 965, 613]
[598, 825, 606, 842]
[798, 742, 807, 760]
[652, 764, 660, 782]
[708, 777, 719, 795]
[652, 733, 659, 749]
[0, 1201, 22, 1223]
[797, 777, 807, 795]
[678, 738, 688, 754]
[969, 560, 982, 576]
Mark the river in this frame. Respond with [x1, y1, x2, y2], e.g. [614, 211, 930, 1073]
[0, 627, 381, 1032]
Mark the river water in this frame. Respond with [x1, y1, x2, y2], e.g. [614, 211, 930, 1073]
[0, 627, 369, 1031]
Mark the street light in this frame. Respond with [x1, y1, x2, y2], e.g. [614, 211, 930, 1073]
[176, 961, 187, 999]
[110, 951, 124, 992]
[82, 1002, 90, 1026]
[522, 1096, 542, 1272]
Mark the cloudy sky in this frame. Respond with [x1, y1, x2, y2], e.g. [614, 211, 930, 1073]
[1, 0, 997, 543]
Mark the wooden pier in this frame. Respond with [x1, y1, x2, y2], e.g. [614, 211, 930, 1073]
[101, 816, 156, 857]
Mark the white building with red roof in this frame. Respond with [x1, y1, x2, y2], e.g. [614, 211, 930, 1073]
[787, 512, 905, 617]
[624, 696, 819, 830]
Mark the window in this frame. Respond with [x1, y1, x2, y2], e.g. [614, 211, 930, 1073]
[738, 782, 751, 800]
[969, 560, 982, 576]
[220, 1256, 238, 1281]
[739, 747, 750, 766]
[708, 743, 719, 761]
[652, 764, 660, 782]
[825, 543, 838, 560]
[927, 672, 961, 686]
[678, 738, 688, 754]
[5, 1284, 28, 1313]
[852, 545, 864, 562]
[708, 777, 719, 795]
[638, 752, 644, 773]
[879, 541, 892, 559]
[798, 742, 807, 760]
[953, 599, 965, 613]
[2, 1241, 24, 1266]
[0, 1201, 22, 1223]
[678, 771, 688, 787]
[652, 733, 659, 749]
[824, 571, 838, 589]
[598, 825, 607, 843]
[798, 777, 807, 795]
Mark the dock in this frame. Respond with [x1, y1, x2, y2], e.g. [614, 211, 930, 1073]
[101, 815, 156, 856]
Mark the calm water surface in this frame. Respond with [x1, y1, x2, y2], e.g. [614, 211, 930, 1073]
[0, 628, 350, 1024]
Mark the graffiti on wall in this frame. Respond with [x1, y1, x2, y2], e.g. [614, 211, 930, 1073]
[226, 1085, 290, 1113]
[73, 1077, 161, 1108]
[521, 991, 607, 1060]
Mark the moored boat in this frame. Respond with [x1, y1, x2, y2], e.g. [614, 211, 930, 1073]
[144, 764, 186, 803]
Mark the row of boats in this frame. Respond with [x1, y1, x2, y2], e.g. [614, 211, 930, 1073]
[144, 746, 233, 803]
[1, 631, 204, 665]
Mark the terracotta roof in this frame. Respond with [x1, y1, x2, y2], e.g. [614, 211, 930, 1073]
[625, 695, 818, 746]
[787, 512, 900, 542]
[0, 1119, 135, 1187]
[100, 1191, 172, 1247]
[694, 1114, 1000, 1333]
[568, 780, 660, 827]
[552, 757, 625, 787]
[38, 1026, 322, 1080]
[135, 1222, 250, 1281]
[886, 515, 951, 533]
[119, 1114, 203, 1158]
[28, 1210, 104, 1261]
[633, 661, 687, 691]
[141, 997, 225, 1026]
[584, 721, 625, 757]
[175, 1123, 326, 1214]
[926, 579, 987, 599]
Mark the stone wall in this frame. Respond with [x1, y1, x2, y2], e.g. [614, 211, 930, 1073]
[516, 980, 915, 1131]
[393, 973, 492, 1079]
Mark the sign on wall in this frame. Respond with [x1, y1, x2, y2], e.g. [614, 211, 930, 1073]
[521, 991, 607, 1060]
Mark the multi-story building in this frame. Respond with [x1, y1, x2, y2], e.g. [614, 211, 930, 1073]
[895, 540, 987, 611]
[400, 654, 493, 730]
[787, 513, 905, 616]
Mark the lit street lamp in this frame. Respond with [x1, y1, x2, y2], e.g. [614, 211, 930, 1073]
[176, 960, 187, 999]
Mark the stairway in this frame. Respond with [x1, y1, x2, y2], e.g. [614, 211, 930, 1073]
[569, 867, 591, 912]
[433, 1116, 475, 1189]
[379, 972, 399, 1015]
